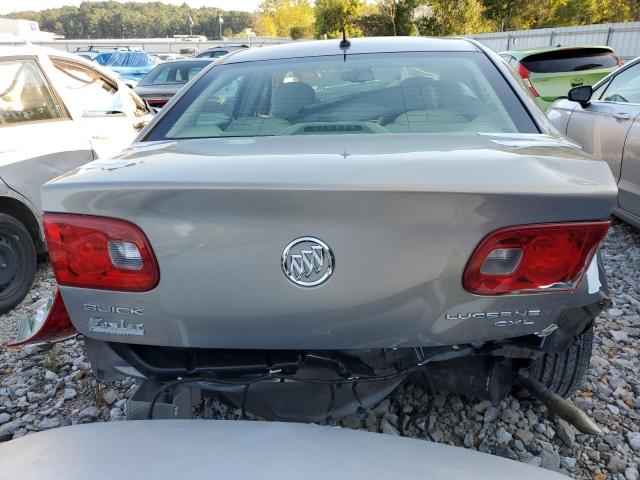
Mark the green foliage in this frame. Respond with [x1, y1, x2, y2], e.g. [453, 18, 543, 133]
[480, 0, 640, 31]
[254, 0, 314, 37]
[289, 26, 307, 39]
[7, 1, 252, 39]
[42, 347, 60, 374]
[417, 0, 494, 36]
[314, 0, 365, 38]
[8, 0, 640, 40]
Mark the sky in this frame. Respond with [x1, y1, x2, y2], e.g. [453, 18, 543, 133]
[0, 0, 262, 14]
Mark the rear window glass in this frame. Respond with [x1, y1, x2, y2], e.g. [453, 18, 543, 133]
[521, 49, 617, 73]
[146, 52, 536, 140]
[140, 62, 209, 85]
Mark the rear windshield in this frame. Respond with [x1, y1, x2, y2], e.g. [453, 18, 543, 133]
[521, 48, 617, 73]
[146, 52, 536, 140]
[140, 61, 209, 86]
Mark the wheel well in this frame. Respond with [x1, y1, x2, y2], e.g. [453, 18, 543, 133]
[0, 197, 44, 253]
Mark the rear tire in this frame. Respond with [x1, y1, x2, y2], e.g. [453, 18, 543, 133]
[528, 325, 594, 398]
[0, 214, 36, 314]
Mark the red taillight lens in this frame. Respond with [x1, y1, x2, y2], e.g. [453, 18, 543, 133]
[517, 63, 540, 97]
[43, 213, 159, 292]
[615, 56, 624, 67]
[8, 290, 77, 347]
[463, 221, 609, 295]
[146, 99, 167, 107]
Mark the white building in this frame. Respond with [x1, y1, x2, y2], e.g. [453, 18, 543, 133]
[0, 18, 62, 42]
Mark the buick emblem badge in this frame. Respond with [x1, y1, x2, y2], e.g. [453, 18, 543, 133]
[282, 237, 334, 287]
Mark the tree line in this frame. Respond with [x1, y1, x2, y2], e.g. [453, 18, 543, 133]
[8, 0, 640, 40]
[8, 2, 252, 39]
[258, 0, 640, 39]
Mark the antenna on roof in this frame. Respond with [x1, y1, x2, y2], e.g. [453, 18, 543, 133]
[339, 25, 350, 49]
[339, 24, 350, 62]
[340, 23, 351, 48]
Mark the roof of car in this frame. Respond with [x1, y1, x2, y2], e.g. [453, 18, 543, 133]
[154, 58, 213, 67]
[168, 57, 215, 62]
[0, 45, 75, 59]
[220, 37, 478, 64]
[500, 45, 614, 59]
[0, 45, 122, 83]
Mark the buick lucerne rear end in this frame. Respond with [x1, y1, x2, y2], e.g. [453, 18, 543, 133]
[38, 37, 616, 420]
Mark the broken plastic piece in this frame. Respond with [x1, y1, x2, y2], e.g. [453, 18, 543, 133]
[9, 290, 77, 347]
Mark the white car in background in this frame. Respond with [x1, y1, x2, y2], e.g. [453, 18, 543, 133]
[0, 45, 152, 313]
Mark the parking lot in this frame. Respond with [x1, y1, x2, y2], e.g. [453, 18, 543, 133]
[0, 219, 638, 480]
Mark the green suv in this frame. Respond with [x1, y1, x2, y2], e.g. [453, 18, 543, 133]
[500, 46, 621, 110]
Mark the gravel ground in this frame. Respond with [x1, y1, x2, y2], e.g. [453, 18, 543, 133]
[0, 220, 639, 479]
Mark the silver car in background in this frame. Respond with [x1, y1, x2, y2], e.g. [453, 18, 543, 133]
[548, 56, 640, 227]
[36, 38, 616, 422]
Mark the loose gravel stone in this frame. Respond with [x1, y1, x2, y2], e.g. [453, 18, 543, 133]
[608, 455, 628, 473]
[38, 418, 60, 431]
[628, 432, 640, 452]
[0, 221, 639, 480]
[79, 406, 101, 422]
[626, 467, 639, 480]
[380, 418, 399, 436]
[561, 456, 577, 471]
[540, 449, 561, 471]
[483, 406, 499, 423]
[556, 420, 577, 447]
[496, 426, 512, 444]
[500, 408, 519, 424]
[103, 389, 118, 406]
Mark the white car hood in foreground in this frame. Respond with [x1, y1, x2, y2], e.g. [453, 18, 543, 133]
[0, 420, 565, 480]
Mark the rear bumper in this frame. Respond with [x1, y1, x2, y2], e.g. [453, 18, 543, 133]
[85, 297, 602, 383]
[83, 298, 601, 419]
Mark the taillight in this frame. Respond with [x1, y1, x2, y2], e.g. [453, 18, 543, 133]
[517, 63, 540, 97]
[146, 99, 167, 107]
[43, 213, 159, 292]
[463, 221, 609, 295]
[615, 56, 624, 67]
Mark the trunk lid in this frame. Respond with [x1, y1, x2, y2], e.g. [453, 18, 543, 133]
[43, 133, 616, 349]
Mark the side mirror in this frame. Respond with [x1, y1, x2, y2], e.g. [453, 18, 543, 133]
[568, 85, 592, 108]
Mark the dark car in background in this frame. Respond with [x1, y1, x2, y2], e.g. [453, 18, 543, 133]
[196, 44, 249, 59]
[134, 58, 213, 108]
[500, 46, 622, 110]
